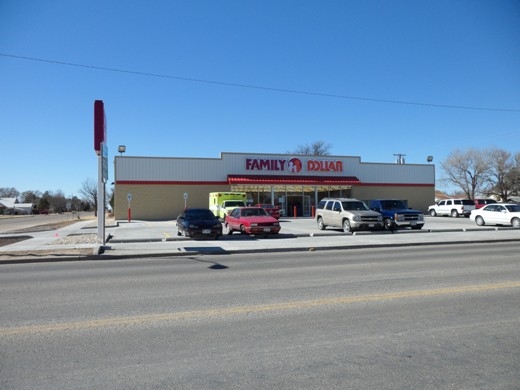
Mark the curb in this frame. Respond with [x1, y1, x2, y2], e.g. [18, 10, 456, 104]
[2, 236, 519, 264]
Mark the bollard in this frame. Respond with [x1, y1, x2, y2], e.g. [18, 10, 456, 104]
[293, 205, 297, 218]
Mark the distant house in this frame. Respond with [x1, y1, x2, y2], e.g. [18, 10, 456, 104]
[434, 190, 451, 202]
[0, 198, 36, 215]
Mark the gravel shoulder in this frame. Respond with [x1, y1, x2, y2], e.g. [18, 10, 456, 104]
[0, 218, 101, 258]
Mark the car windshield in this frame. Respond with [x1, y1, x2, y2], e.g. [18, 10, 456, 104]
[342, 201, 369, 211]
[242, 208, 268, 217]
[185, 210, 215, 219]
[506, 205, 520, 212]
[224, 201, 245, 207]
[381, 200, 407, 209]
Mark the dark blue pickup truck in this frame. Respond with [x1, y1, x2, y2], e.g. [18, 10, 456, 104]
[369, 199, 425, 231]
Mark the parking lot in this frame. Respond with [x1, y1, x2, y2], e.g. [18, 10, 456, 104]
[107, 214, 515, 243]
[1, 213, 519, 262]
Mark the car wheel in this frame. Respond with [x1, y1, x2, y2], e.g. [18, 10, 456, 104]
[177, 230, 182, 236]
[383, 218, 394, 231]
[451, 210, 459, 218]
[342, 219, 351, 233]
[429, 209, 437, 217]
[240, 225, 247, 234]
[512, 217, 520, 228]
[475, 216, 485, 226]
[317, 217, 326, 230]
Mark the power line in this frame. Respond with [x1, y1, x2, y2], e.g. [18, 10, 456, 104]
[1, 52, 519, 113]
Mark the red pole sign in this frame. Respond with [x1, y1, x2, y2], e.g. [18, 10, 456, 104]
[94, 100, 106, 155]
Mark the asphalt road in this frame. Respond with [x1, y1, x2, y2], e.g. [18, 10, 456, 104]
[1, 242, 519, 389]
[0, 213, 90, 233]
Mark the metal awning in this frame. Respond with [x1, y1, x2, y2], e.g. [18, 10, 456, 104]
[228, 175, 360, 193]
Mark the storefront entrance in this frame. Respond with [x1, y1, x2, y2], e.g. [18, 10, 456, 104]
[285, 195, 311, 217]
[231, 184, 352, 218]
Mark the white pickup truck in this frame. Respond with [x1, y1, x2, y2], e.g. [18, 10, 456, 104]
[428, 198, 475, 217]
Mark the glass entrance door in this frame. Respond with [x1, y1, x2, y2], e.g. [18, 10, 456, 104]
[302, 195, 311, 217]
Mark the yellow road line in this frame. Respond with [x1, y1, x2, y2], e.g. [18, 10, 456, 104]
[2, 281, 519, 337]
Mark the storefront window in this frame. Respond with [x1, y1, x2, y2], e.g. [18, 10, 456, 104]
[231, 185, 352, 218]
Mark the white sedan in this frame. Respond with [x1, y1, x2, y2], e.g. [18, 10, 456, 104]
[470, 203, 520, 228]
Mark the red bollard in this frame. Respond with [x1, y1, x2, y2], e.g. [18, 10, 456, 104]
[311, 205, 315, 217]
[293, 205, 297, 218]
[128, 208, 132, 222]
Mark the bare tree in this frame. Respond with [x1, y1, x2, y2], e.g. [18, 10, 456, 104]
[484, 149, 520, 201]
[69, 196, 83, 212]
[0, 187, 20, 198]
[49, 190, 67, 213]
[290, 141, 331, 156]
[440, 148, 491, 199]
[21, 190, 42, 203]
[79, 178, 98, 216]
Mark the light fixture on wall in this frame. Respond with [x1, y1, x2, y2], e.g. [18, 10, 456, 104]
[118, 145, 126, 156]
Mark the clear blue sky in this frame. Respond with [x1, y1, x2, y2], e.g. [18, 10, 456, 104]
[1, 0, 519, 198]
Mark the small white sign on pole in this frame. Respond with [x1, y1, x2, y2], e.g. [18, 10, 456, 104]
[127, 193, 132, 222]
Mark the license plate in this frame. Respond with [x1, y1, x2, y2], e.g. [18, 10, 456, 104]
[411, 221, 417, 225]
[369, 224, 374, 227]
[202, 229, 211, 234]
[263, 227, 271, 232]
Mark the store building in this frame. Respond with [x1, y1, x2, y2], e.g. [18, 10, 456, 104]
[113, 152, 435, 220]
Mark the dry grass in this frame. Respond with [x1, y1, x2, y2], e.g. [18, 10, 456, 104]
[0, 215, 97, 247]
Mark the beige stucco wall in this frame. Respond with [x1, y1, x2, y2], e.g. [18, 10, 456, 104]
[114, 183, 435, 220]
[353, 185, 435, 212]
[114, 184, 230, 221]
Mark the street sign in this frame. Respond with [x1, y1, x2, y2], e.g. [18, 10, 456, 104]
[102, 143, 108, 183]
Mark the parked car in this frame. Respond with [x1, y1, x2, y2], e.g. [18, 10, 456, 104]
[176, 208, 223, 239]
[474, 198, 497, 209]
[428, 199, 475, 217]
[255, 203, 281, 219]
[315, 198, 383, 233]
[368, 199, 424, 230]
[470, 203, 520, 228]
[225, 207, 281, 236]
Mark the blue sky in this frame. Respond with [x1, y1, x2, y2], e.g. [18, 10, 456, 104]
[1, 0, 519, 198]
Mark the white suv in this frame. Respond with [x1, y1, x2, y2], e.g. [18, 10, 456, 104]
[316, 198, 383, 233]
[428, 199, 475, 217]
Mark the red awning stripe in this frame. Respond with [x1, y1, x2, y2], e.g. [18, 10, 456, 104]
[227, 175, 361, 185]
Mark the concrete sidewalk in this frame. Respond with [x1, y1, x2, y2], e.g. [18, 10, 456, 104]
[1, 217, 519, 263]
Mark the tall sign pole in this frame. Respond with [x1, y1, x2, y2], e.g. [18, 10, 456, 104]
[94, 100, 107, 244]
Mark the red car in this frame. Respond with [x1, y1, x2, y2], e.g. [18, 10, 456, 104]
[474, 198, 496, 209]
[255, 203, 281, 219]
[225, 207, 281, 236]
